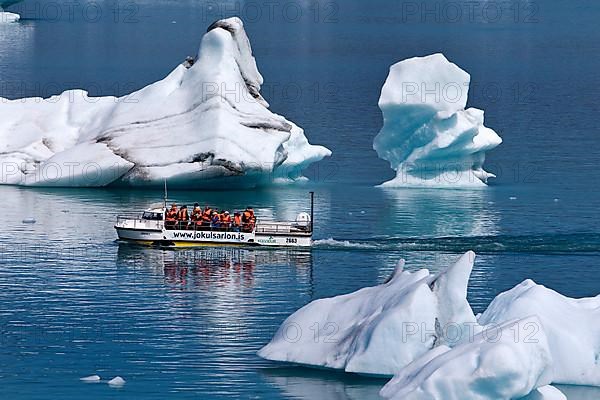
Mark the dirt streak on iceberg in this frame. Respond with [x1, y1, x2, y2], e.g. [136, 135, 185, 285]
[0, 17, 331, 188]
[374, 54, 502, 188]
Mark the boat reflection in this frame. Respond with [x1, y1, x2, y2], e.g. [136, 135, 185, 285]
[116, 244, 313, 290]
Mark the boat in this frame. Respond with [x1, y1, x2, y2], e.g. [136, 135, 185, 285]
[115, 192, 314, 248]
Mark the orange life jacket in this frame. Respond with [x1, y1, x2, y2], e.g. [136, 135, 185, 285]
[166, 209, 177, 221]
[178, 209, 189, 221]
[233, 215, 241, 226]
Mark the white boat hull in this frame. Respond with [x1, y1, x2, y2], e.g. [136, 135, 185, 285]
[115, 225, 312, 248]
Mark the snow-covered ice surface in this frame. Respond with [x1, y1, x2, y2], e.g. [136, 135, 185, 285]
[379, 316, 555, 400]
[373, 54, 502, 188]
[0, 17, 330, 188]
[479, 279, 600, 386]
[258, 252, 478, 376]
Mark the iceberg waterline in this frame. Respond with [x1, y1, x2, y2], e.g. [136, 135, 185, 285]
[374, 54, 502, 188]
[259, 251, 597, 399]
[0, 17, 331, 188]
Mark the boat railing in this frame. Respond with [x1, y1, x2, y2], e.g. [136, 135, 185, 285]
[255, 221, 311, 234]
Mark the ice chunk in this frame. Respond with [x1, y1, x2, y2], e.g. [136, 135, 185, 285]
[374, 54, 502, 187]
[380, 316, 554, 400]
[258, 252, 477, 376]
[479, 279, 600, 386]
[0, 11, 19, 22]
[79, 374, 101, 382]
[0, 17, 330, 188]
[107, 376, 125, 386]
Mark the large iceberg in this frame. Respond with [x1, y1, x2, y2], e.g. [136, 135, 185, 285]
[379, 316, 555, 400]
[373, 54, 502, 188]
[479, 279, 600, 386]
[0, 17, 331, 187]
[260, 251, 600, 399]
[258, 252, 478, 376]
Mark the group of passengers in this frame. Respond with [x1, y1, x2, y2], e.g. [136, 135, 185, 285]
[165, 203, 256, 232]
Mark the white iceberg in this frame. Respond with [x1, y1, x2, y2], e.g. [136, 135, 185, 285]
[479, 279, 600, 386]
[380, 316, 555, 400]
[0, 17, 330, 188]
[373, 54, 502, 188]
[258, 252, 478, 376]
[0, 0, 21, 23]
[79, 374, 101, 382]
[107, 376, 126, 387]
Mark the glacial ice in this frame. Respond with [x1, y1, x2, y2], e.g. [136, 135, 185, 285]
[479, 279, 600, 386]
[258, 252, 478, 376]
[0, 17, 330, 188]
[260, 251, 600, 399]
[379, 316, 554, 400]
[0, 0, 22, 23]
[373, 54, 502, 187]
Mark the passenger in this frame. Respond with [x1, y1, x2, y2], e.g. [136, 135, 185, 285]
[210, 211, 220, 229]
[177, 205, 189, 229]
[201, 206, 213, 227]
[165, 203, 178, 229]
[191, 203, 202, 221]
[221, 211, 232, 230]
[233, 212, 242, 232]
[242, 207, 256, 232]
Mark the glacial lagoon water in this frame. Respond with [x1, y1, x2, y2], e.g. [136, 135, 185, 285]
[1, 0, 600, 399]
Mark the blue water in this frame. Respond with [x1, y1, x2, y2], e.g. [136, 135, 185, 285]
[1, 0, 599, 398]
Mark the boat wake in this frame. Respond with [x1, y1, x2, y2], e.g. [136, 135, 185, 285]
[313, 233, 600, 254]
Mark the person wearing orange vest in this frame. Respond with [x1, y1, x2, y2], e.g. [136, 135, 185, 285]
[177, 205, 189, 229]
[165, 203, 178, 229]
[233, 212, 242, 232]
[190, 203, 202, 226]
[242, 207, 256, 232]
[201, 206, 213, 227]
[221, 211, 232, 230]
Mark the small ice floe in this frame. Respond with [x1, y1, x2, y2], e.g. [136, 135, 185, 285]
[80, 375, 101, 382]
[22, 218, 36, 224]
[360, 210, 365, 214]
[553, 198, 560, 202]
[108, 376, 126, 387]
[0, 12, 20, 23]
[509, 196, 517, 200]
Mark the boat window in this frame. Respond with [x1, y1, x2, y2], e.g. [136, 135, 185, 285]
[142, 212, 163, 220]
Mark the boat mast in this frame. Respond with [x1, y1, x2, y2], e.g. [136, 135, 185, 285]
[163, 179, 168, 210]
[309, 191, 314, 232]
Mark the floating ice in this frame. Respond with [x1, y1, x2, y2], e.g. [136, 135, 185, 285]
[107, 376, 126, 387]
[479, 279, 600, 386]
[373, 54, 502, 187]
[379, 316, 554, 400]
[0, 17, 330, 188]
[21, 217, 36, 224]
[0, 1, 21, 23]
[79, 374, 101, 382]
[258, 252, 477, 376]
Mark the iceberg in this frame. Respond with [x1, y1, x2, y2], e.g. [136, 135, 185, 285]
[0, 0, 21, 23]
[373, 54, 502, 188]
[379, 316, 555, 400]
[479, 279, 600, 386]
[0, 17, 331, 188]
[258, 252, 478, 376]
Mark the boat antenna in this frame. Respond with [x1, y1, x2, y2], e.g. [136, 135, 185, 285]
[164, 179, 168, 209]
[309, 191, 314, 232]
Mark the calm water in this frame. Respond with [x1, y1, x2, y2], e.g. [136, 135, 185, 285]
[1, 0, 599, 399]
